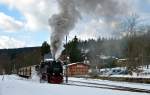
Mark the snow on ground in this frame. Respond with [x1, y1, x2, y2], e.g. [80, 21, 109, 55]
[110, 74, 150, 78]
[0, 75, 149, 95]
[69, 77, 150, 90]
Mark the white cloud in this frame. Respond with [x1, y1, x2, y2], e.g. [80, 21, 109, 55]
[0, 0, 59, 31]
[0, 12, 23, 32]
[0, 0, 149, 40]
[0, 36, 26, 49]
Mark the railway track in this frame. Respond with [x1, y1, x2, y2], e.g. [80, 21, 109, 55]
[63, 80, 150, 93]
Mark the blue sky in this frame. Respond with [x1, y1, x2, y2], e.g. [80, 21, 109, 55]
[0, 0, 150, 49]
[0, 4, 23, 20]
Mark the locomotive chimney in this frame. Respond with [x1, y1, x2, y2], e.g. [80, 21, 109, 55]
[53, 57, 56, 61]
[52, 54, 56, 61]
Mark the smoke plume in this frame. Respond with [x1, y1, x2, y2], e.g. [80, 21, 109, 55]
[49, 0, 80, 59]
[49, 0, 130, 59]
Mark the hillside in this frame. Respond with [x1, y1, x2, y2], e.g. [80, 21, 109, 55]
[0, 47, 41, 74]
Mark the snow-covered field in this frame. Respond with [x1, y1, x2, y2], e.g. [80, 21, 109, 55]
[0, 75, 149, 95]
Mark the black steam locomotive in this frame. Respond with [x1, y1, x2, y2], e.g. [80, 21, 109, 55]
[39, 59, 63, 84]
[18, 58, 63, 84]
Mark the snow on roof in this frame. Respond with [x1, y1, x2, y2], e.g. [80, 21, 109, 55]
[118, 59, 127, 61]
[67, 62, 89, 66]
[100, 55, 111, 59]
[44, 58, 54, 62]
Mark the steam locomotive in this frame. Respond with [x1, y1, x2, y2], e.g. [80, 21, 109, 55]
[18, 59, 63, 84]
[38, 59, 63, 84]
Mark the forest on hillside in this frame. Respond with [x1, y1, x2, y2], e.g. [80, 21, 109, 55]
[0, 47, 41, 74]
[63, 29, 150, 72]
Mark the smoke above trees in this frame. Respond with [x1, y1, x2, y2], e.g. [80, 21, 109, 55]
[49, 0, 131, 59]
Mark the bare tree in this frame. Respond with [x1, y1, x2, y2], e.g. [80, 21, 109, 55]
[122, 13, 143, 74]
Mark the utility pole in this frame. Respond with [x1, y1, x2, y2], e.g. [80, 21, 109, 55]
[13, 63, 16, 74]
[65, 35, 68, 83]
[2, 69, 5, 81]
